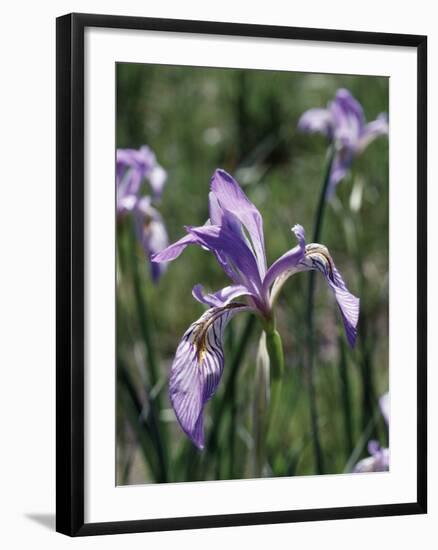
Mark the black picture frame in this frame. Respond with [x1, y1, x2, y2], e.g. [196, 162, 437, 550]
[56, 12, 427, 537]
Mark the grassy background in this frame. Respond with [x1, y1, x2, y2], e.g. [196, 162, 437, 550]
[116, 64, 389, 484]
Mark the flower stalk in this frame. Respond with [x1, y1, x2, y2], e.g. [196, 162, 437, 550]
[253, 332, 270, 476]
[265, 326, 285, 450]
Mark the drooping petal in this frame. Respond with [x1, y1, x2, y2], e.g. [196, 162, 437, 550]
[138, 146, 167, 198]
[210, 169, 267, 278]
[326, 148, 354, 197]
[263, 224, 307, 298]
[192, 283, 253, 308]
[297, 107, 333, 137]
[303, 243, 360, 347]
[116, 146, 167, 200]
[117, 166, 143, 211]
[357, 113, 389, 153]
[266, 225, 359, 346]
[169, 303, 252, 448]
[117, 193, 138, 215]
[134, 197, 169, 282]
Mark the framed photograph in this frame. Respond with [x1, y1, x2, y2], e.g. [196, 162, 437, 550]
[56, 13, 427, 536]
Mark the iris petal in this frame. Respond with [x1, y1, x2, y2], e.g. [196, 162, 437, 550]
[297, 107, 333, 136]
[134, 197, 169, 283]
[304, 245, 359, 347]
[151, 233, 199, 263]
[358, 113, 389, 153]
[266, 225, 359, 347]
[192, 283, 254, 308]
[330, 88, 365, 147]
[263, 224, 307, 296]
[210, 169, 267, 278]
[187, 224, 263, 294]
[169, 303, 251, 449]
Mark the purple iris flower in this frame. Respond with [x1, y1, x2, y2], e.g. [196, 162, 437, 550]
[354, 392, 389, 473]
[117, 145, 167, 209]
[353, 440, 389, 473]
[152, 169, 359, 449]
[298, 88, 388, 197]
[117, 145, 168, 282]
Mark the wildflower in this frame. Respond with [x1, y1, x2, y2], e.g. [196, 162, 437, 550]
[152, 169, 359, 448]
[116, 145, 168, 282]
[298, 88, 388, 196]
[353, 440, 389, 473]
[354, 392, 389, 473]
[117, 145, 167, 210]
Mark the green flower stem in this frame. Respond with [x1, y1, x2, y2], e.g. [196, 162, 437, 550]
[265, 326, 285, 380]
[306, 147, 335, 475]
[312, 147, 335, 244]
[253, 332, 269, 476]
[264, 323, 285, 446]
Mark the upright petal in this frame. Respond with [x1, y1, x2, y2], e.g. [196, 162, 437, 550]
[117, 193, 138, 215]
[330, 89, 365, 148]
[326, 148, 354, 197]
[210, 169, 267, 278]
[138, 146, 168, 198]
[297, 108, 333, 137]
[134, 197, 169, 282]
[116, 146, 167, 199]
[117, 165, 143, 207]
[187, 224, 263, 294]
[169, 303, 252, 448]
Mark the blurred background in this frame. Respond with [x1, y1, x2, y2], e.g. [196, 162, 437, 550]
[116, 63, 389, 485]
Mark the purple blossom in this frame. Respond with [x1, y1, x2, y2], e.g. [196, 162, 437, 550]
[117, 145, 167, 209]
[353, 440, 389, 473]
[116, 145, 168, 282]
[298, 88, 388, 196]
[354, 392, 389, 473]
[152, 169, 359, 448]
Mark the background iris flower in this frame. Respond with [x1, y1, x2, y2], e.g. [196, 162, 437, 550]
[117, 145, 169, 282]
[298, 88, 388, 197]
[353, 392, 389, 473]
[153, 169, 360, 449]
